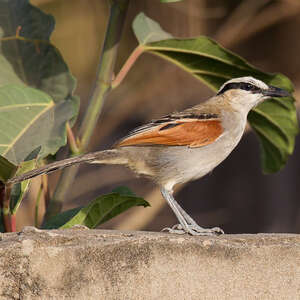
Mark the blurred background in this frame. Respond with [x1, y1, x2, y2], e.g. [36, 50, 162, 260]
[18, 0, 300, 233]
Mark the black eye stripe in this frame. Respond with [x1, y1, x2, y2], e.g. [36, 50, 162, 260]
[217, 82, 262, 95]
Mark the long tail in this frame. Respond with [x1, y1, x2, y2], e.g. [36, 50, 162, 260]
[7, 149, 127, 185]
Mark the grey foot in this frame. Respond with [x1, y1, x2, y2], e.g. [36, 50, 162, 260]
[162, 224, 224, 236]
[71, 224, 90, 230]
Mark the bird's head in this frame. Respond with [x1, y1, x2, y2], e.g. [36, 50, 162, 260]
[217, 76, 290, 113]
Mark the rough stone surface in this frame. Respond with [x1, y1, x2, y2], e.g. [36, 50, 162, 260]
[0, 227, 299, 299]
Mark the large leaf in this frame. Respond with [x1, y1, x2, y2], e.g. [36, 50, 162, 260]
[248, 99, 298, 172]
[132, 13, 298, 173]
[42, 187, 150, 229]
[0, 0, 79, 164]
[0, 85, 74, 164]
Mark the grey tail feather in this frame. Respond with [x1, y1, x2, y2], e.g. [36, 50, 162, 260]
[7, 149, 125, 185]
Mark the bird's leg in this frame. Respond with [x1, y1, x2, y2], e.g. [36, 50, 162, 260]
[160, 188, 190, 233]
[173, 200, 224, 235]
[160, 187, 224, 236]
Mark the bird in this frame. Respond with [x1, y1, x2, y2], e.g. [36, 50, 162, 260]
[7, 76, 290, 235]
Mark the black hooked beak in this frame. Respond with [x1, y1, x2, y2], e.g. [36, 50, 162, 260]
[263, 85, 291, 98]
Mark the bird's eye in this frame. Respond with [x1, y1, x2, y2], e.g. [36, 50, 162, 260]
[245, 83, 253, 90]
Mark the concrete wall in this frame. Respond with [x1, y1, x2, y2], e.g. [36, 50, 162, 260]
[0, 227, 299, 299]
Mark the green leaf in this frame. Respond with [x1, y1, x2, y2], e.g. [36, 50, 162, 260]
[0, 85, 75, 164]
[248, 97, 298, 173]
[42, 206, 83, 230]
[10, 159, 36, 214]
[0, 0, 79, 164]
[132, 13, 299, 173]
[0, 155, 17, 182]
[42, 188, 150, 229]
[132, 13, 172, 44]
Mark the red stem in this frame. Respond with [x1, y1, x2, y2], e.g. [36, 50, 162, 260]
[112, 46, 144, 88]
[66, 123, 80, 155]
[10, 214, 16, 232]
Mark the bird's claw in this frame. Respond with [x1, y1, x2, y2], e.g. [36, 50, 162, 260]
[162, 224, 224, 236]
[162, 226, 186, 235]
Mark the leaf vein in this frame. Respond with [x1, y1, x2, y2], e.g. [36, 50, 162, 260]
[2, 102, 55, 156]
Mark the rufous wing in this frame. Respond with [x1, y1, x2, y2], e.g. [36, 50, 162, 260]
[117, 119, 223, 148]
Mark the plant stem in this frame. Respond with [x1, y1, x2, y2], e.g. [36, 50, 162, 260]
[35, 181, 43, 227]
[66, 122, 80, 155]
[42, 174, 50, 210]
[44, 0, 130, 220]
[10, 215, 16, 232]
[112, 46, 144, 89]
[79, 0, 130, 146]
